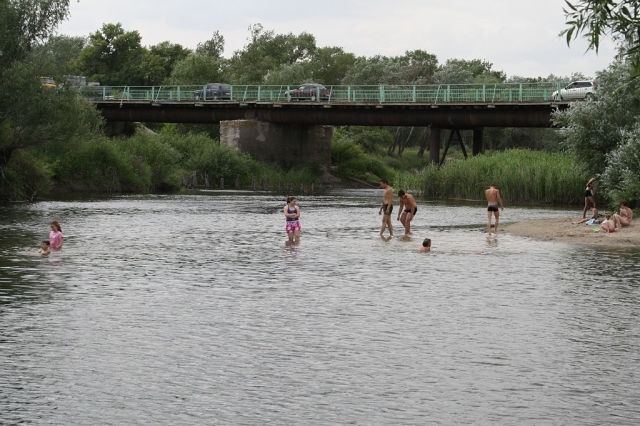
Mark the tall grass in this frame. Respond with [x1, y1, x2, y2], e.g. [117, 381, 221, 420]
[395, 149, 585, 205]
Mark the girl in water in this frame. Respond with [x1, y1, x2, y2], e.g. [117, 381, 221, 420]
[283, 196, 301, 244]
[49, 220, 64, 250]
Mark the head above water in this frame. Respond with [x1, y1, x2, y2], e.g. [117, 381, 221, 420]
[50, 220, 61, 232]
[286, 196, 297, 204]
[422, 238, 431, 247]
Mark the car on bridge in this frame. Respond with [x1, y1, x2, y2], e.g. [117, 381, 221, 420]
[285, 83, 331, 101]
[552, 80, 597, 101]
[40, 76, 56, 88]
[194, 83, 232, 100]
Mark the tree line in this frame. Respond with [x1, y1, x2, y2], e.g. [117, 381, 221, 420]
[2, 0, 640, 209]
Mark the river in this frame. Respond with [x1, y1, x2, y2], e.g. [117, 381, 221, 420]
[1, 190, 639, 425]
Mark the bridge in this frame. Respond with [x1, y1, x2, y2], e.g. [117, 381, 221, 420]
[86, 82, 569, 165]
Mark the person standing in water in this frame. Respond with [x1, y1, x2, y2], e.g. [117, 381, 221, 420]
[49, 221, 64, 250]
[378, 179, 394, 238]
[397, 190, 417, 236]
[485, 184, 504, 235]
[283, 196, 301, 244]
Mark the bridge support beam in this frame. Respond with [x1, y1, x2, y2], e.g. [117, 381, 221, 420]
[429, 127, 441, 164]
[220, 120, 333, 168]
[473, 127, 483, 155]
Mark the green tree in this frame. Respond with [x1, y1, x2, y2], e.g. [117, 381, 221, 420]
[554, 59, 640, 204]
[169, 33, 227, 84]
[562, 0, 640, 72]
[195, 31, 225, 57]
[435, 59, 506, 84]
[341, 55, 402, 85]
[308, 46, 356, 85]
[227, 24, 317, 83]
[71, 23, 146, 85]
[146, 41, 191, 85]
[30, 35, 86, 78]
[396, 50, 439, 84]
[0, 0, 70, 67]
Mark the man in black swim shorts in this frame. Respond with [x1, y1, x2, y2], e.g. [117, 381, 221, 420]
[485, 184, 504, 235]
[397, 189, 418, 235]
[379, 179, 394, 237]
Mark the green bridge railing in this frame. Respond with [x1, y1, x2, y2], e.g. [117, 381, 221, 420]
[79, 82, 566, 104]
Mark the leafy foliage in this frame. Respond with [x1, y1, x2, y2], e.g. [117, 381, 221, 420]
[562, 0, 640, 72]
[554, 59, 640, 206]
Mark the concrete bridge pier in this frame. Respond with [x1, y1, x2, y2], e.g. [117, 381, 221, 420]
[220, 120, 333, 168]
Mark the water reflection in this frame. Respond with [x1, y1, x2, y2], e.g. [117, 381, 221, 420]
[1, 193, 639, 424]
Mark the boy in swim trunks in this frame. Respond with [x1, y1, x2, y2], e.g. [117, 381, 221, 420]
[485, 184, 504, 235]
[419, 238, 431, 252]
[397, 190, 417, 236]
[378, 179, 394, 237]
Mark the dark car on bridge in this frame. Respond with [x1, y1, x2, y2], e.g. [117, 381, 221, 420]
[194, 83, 232, 100]
[285, 83, 331, 101]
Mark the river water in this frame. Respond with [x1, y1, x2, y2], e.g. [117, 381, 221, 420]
[1, 190, 639, 425]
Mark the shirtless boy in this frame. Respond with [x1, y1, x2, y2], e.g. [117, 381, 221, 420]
[397, 190, 417, 235]
[378, 179, 394, 237]
[485, 184, 504, 234]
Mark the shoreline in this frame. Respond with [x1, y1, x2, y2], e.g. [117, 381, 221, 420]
[502, 217, 640, 247]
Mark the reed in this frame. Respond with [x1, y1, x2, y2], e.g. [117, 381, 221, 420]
[395, 149, 585, 205]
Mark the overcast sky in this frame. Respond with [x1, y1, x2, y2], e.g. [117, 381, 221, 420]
[56, 0, 618, 79]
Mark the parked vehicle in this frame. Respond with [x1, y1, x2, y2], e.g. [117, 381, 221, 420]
[40, 76, 56, 88]
[552, 80, 597, 101]
[285, 83, 331, 101]
[194, 83, 232, 100]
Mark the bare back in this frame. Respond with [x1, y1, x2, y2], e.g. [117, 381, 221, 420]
[485, 187, 502, 205]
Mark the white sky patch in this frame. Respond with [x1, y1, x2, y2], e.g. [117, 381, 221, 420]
[56, 0, 618, 79]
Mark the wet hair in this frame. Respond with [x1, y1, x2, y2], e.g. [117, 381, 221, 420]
[422, 238, 431, 247]
[398, 190, 406, 197]
[50, 220, 62, 232]
[380, 179, 388, 184]
[286, 196, 296, 203]
[621, 200, 629, 207]
[42, 240, 50, 246]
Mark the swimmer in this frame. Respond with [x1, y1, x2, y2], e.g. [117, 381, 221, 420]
[419, 238, 431, 252]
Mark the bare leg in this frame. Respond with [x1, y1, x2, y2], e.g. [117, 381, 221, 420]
[400, 212, 407, 234]
[404, 213, 414, 235]
[494, 211, 500, 234]
[380, 216, 393, 236]
[487, 211, 492, 234]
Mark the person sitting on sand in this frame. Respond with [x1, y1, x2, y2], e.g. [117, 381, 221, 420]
[600, 214, 616, 233]
[613, 200, 633, 228]
[574, 208, 600, 225]
[419, 238, 431, 252]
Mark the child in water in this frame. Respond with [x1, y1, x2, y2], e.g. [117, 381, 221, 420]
[49, 221, 63, 250]
[419, 238, 431, 252]
[39, 240, 51, 256]
[283, 196, 301, 243]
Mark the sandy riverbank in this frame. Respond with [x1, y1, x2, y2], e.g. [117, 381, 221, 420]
[502, 217, 640, 248]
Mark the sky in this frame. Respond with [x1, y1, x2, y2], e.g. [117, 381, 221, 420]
[56, 0, 618, 79]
